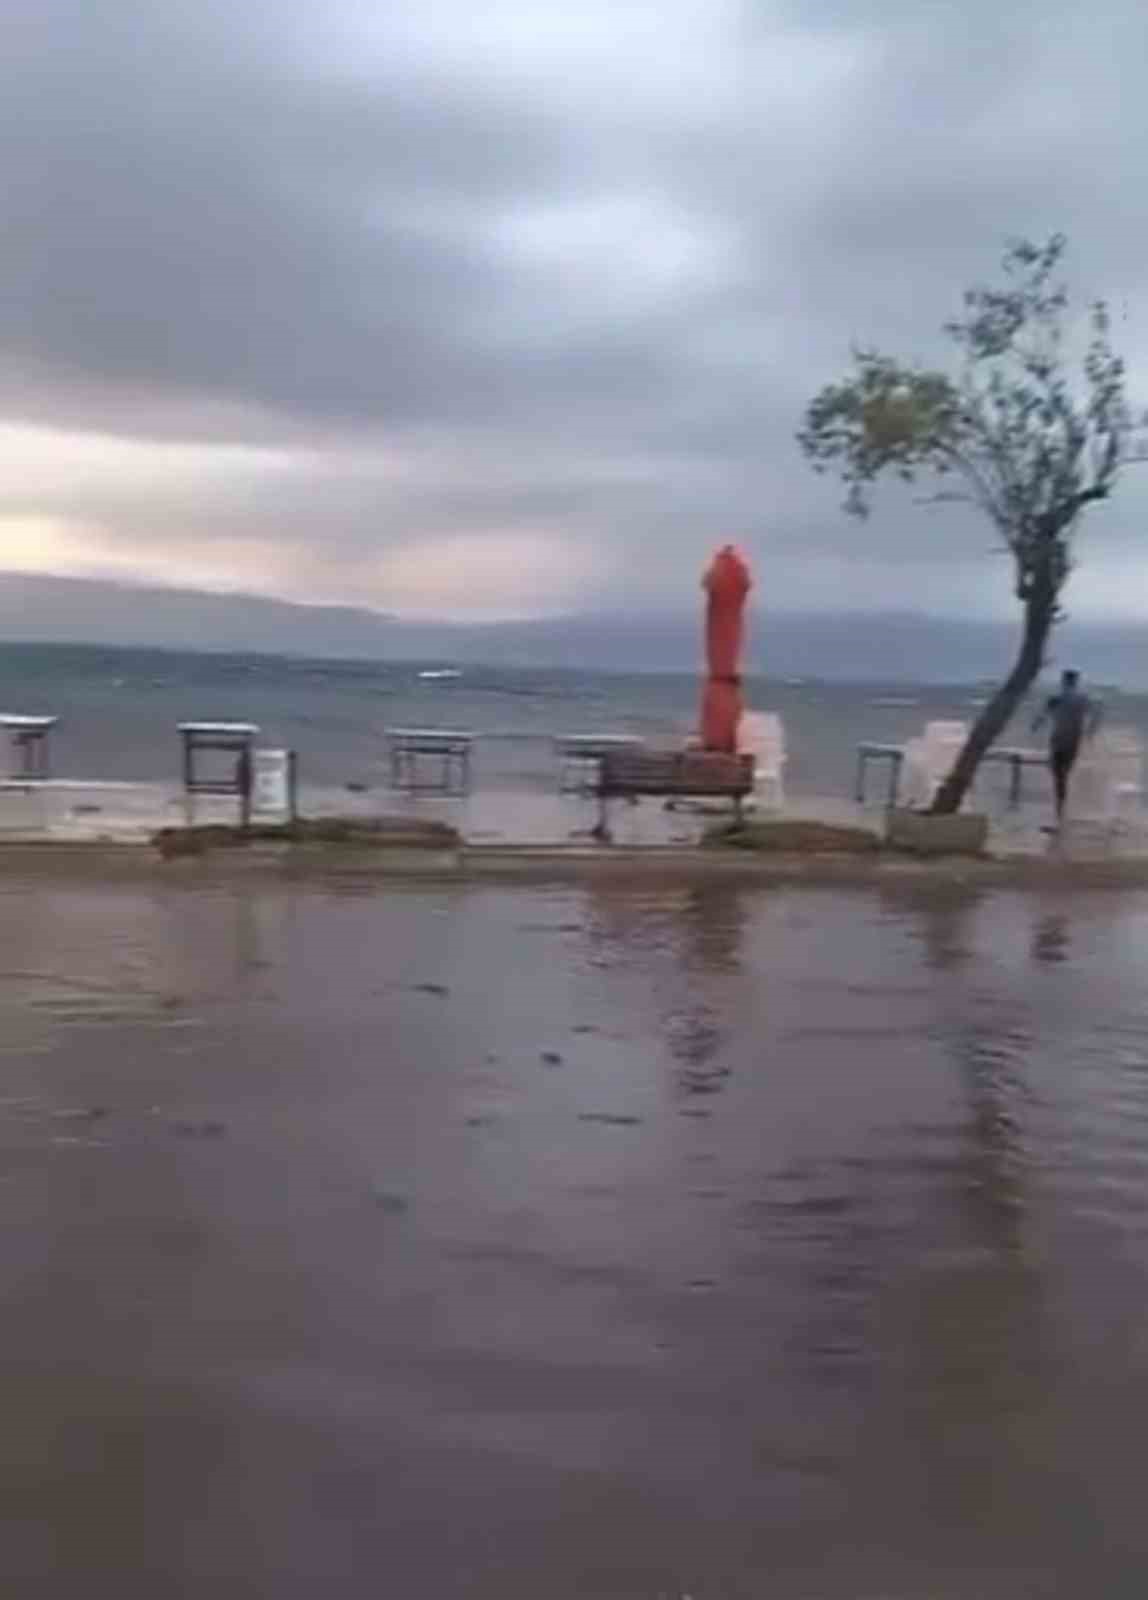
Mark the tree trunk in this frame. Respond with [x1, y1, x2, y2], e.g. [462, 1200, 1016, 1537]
[929, 581, 1056, 816]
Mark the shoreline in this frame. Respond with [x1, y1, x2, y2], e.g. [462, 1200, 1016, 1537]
[4, 836, 1148, 890]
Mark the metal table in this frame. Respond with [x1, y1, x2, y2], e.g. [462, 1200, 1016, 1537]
[983, 746, 1047, 809]
[386, 729, 473, 793]
[554, 734, 644, 792]
[0, 715, 58, 780]
[855, 742, 906, 808]
[857, 738, 1048, 812]
[178, 722, 260, 826]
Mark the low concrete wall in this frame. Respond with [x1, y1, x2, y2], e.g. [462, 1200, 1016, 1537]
[886, 809, 989, 857]
[2, 838, 1148, 890]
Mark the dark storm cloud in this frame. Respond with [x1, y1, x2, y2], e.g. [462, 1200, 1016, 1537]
[0, 0, 1146, 616]
[0, 1, 579, 427]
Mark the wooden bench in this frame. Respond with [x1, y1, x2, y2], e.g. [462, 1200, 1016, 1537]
[593, 749, 754, 841]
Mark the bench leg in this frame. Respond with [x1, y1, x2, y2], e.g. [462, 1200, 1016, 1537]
[590, 792, 612, 844]
[887, 753, 902, 811]
[855, 750, 867, 804]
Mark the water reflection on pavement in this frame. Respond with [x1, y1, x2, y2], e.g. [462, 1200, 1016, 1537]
[2, 873, 1148, 1595]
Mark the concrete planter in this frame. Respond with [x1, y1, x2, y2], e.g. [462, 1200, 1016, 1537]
[152, 815, 460, 859]
[885, 809, 989, 858]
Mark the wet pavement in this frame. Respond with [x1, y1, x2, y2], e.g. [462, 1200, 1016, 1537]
[4, 874, 1148, 1594]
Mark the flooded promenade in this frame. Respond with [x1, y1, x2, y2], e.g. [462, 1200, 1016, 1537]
[3, 871, 1148, 1594]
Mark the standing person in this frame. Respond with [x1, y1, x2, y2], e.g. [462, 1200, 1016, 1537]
[1032, 669, 1101, 827]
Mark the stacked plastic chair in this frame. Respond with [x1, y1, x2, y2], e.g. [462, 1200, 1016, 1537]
[737, 711, 786, 809]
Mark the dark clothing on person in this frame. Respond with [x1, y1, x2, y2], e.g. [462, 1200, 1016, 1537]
[1045, 687, 1091, 757]
[1038, 685, 1097, 822]
[1049, 742, 1077, 817]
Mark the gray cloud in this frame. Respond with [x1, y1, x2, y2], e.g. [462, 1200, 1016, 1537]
[0, 0, 1146, 619]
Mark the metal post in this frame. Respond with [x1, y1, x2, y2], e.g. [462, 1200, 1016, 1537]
[591, 790, 611, 843]
[287, 750, 299, 823]
[1009, 754, 1023, 810]
[887, 752, 902, 811]
[236, 745, 253, 832]
[855, 748, 867, 804]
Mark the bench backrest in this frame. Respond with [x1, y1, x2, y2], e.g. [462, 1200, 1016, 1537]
[600, 749, 754, 796]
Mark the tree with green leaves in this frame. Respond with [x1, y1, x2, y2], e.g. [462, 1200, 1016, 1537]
[798, 235, 1141, 815]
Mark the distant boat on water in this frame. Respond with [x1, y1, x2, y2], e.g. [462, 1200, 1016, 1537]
[418, 668, 462, 681]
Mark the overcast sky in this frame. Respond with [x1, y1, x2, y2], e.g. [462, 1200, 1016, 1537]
[1, 0, 1146, 622]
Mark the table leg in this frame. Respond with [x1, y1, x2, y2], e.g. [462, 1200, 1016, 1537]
[288, 751, 299, 823]
[591, 791, 612, 843]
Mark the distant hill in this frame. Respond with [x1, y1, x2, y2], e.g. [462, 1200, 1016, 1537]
[0, 573, 396, 659]
[0, 571, 1144, 685]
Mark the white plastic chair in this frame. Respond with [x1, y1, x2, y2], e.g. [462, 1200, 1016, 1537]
[738, 711, 786, 809]
[900, 721, 969, 808]
[923, 720, 969, 750]
[899, 735, 929, 807]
